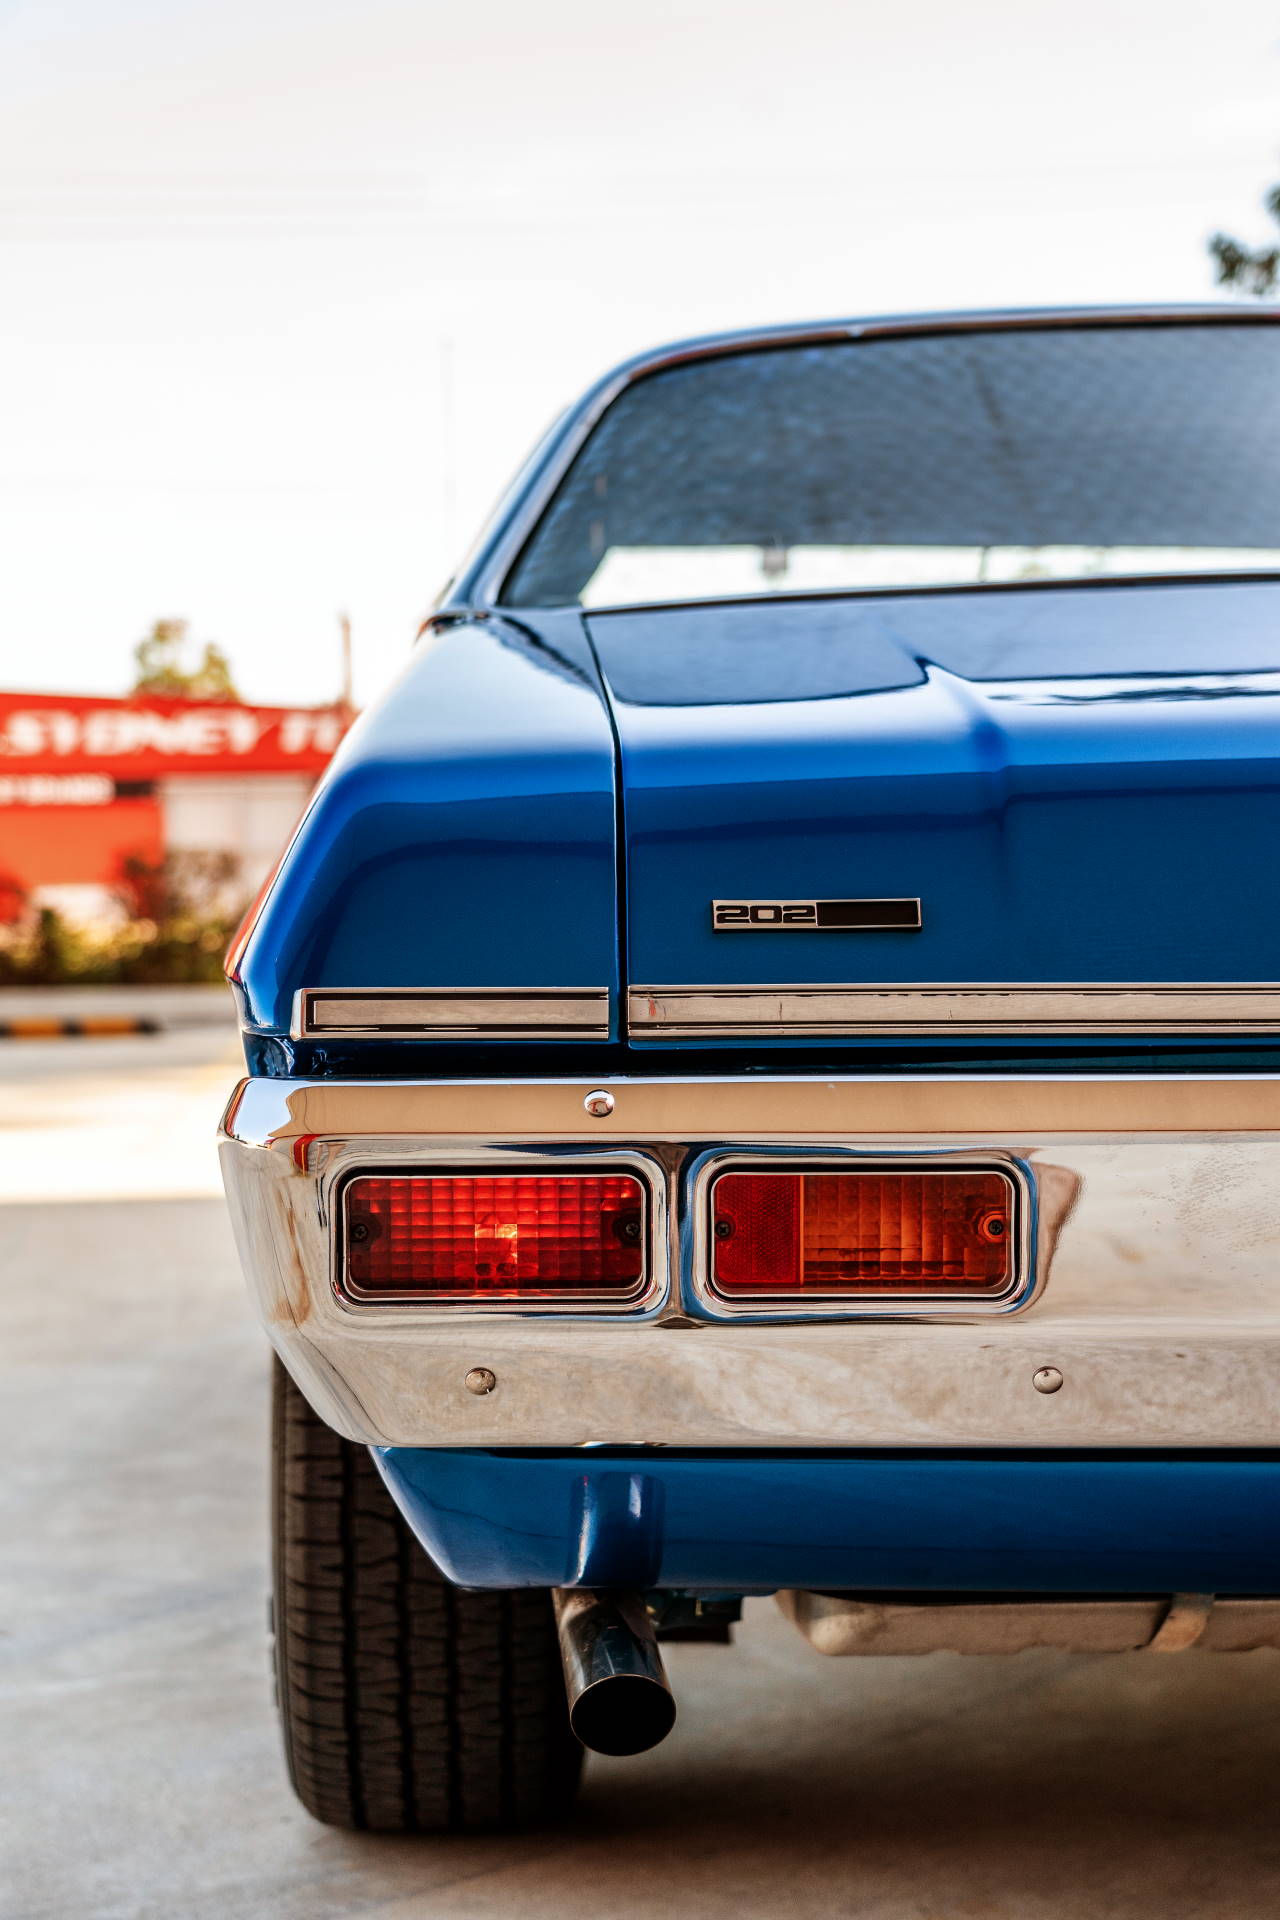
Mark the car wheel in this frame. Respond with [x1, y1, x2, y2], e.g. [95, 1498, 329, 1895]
[270, 1356, 583, 1832]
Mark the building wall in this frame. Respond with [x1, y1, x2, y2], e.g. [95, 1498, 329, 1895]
[159, 773, 315, 895]
[0, 692, 349, 925]
[0, 794, 164, 922]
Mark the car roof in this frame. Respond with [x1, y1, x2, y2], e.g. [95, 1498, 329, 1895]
[579, 302, 1279, 388]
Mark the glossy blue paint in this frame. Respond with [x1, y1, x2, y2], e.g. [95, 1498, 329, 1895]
[228, 309, 1280, 1058]
[233, 614, 620, 1036]
[374, 1448, 1280, 1593]
[588, 580, 1280, 996]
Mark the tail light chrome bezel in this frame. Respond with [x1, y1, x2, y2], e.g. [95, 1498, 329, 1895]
[328, 1147, 669, 1318]
[686, 1146, 1038, 1321]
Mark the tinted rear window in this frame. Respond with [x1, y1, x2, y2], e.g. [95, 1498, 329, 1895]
[501, 324, 1280, 608]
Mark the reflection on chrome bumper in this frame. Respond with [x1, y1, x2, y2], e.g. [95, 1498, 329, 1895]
[219, 1072, 1280, 1449]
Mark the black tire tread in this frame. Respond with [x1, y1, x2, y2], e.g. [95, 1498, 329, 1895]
[271, 1357, 582, 1832]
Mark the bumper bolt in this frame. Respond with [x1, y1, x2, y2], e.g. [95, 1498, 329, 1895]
[1032, 1366, 1064, 1394]
[584, 1089, 615, 1117]
[464, 1367, 498, 1396]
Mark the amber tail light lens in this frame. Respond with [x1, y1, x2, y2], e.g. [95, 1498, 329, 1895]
[342, 1173, 646, 1304]
[710, 1169, 1015, 1299]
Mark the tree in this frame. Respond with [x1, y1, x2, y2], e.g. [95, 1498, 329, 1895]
[131, 618, 241, 701]
[1209, 184, 1280, 296]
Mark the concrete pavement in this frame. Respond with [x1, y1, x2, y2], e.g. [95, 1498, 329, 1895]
[3, 1030, 1279, 1919]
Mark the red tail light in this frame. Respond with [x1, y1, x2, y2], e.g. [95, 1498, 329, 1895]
[709, 1168, 1015, 1300]
[342, 1173, 647, 1305]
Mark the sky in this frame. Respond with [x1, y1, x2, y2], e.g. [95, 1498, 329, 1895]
[1, 0, 1279, 709]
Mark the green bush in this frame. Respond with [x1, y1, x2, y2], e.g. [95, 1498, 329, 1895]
[0, 907, 236, 986]
[0, 854, 245, 986]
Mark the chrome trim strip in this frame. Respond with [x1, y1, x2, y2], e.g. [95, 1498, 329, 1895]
[225, 1072, 1280, 1147]
[686, 1148, 1037, 1322]
[629, 984, 1280, 1038]
[292, 986, 611, 1041]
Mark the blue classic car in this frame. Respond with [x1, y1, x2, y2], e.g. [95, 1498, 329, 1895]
[220, 307, 1280, 1832]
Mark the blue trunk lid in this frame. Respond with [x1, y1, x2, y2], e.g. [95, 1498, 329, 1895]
[587, 578, 1280, 993]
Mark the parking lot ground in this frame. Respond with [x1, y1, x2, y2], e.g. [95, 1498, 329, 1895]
[3, 1030, 1280, 1919]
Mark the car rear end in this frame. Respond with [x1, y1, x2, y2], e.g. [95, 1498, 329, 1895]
[220, 306, 1280, 1831]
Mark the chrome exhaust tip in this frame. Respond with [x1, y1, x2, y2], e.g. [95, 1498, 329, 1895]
[553, 1588, 677, 1756]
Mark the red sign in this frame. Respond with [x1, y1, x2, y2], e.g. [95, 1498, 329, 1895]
[0, 691, 351, 778]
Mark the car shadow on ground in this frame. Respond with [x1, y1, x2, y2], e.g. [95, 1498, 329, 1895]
[304, 1628, 1280, 1920]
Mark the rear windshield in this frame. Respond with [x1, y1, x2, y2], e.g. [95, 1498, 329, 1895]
[500, 323, 1280, 608]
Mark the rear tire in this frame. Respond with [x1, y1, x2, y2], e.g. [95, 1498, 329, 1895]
[270, 1356, 583, 1832]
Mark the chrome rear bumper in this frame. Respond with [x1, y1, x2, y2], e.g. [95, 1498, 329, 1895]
[219, 1072, 1280, 1449]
